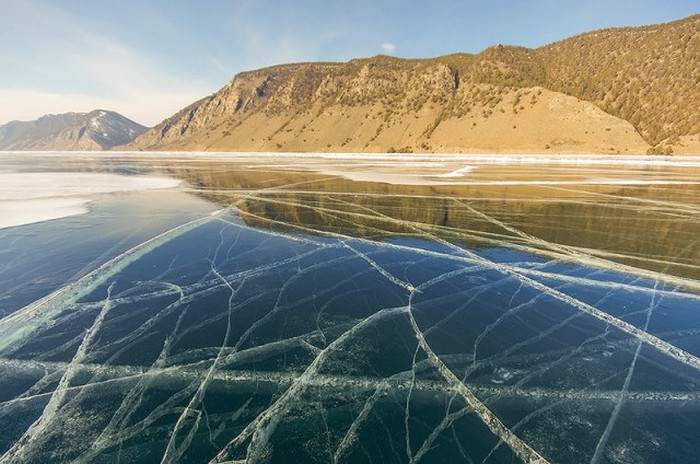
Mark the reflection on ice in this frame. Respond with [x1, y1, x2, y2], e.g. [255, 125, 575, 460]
[0, 153, 699, 463]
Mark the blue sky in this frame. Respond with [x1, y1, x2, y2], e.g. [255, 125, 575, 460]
[1, 0, 698, 126]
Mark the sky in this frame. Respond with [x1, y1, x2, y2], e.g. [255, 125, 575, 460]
[1, 0, 698, 127]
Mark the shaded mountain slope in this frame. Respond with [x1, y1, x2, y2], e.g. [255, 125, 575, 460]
[0, 110, 146, 151]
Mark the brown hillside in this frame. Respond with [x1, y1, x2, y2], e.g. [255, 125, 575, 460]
[538, 14, 700, 146]
[128, 14, 700, 154]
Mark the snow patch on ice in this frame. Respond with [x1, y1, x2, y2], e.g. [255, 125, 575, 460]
[436, 166, 475, 178]
[0, 172, 180, 229]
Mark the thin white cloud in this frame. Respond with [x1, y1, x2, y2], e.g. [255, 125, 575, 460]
[226, 0, 353, 70]
[381, 42, 396, 54]
[230, 15, 323, 68]
[0, 1, 370, 127]
[0, 0, 213, 126]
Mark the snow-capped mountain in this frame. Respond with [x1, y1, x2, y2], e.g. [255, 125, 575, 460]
[0, 110, 147, 151]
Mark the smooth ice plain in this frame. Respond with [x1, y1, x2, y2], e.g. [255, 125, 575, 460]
[1, 152, 700, 464]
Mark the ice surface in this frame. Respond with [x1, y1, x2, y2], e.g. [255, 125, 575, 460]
[0, 172, 180, 229]
[0, 153, 699, 463]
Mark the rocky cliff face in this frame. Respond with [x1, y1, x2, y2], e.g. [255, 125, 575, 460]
[129, 14, 700, 155]
[0, 110, 147, 151]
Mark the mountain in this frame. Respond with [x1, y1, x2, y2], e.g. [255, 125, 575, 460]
[0, 110, 147, 151]
[129, 14, 700, 155]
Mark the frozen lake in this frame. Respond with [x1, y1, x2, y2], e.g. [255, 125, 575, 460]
[1, 152, 699, 463]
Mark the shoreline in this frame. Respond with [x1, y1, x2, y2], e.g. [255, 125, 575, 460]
[3, 150, 700, 164]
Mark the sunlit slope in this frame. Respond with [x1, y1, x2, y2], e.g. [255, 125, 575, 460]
[129, 14, 700, 154]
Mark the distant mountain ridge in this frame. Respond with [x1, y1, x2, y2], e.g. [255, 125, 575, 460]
[0, 110, 146, 151]
[129, 14, 700, 155]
